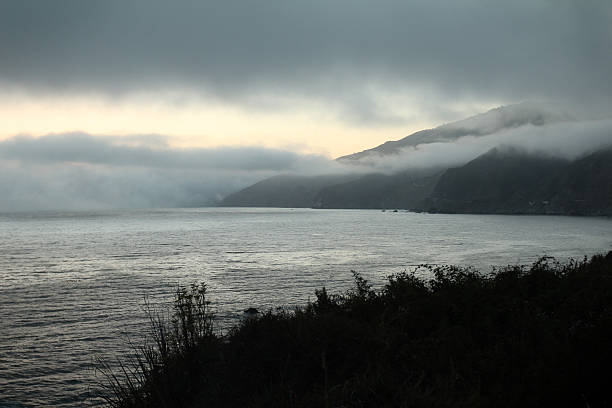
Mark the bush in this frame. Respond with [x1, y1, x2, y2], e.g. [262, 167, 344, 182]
[100, 283, 217, 408]
[102, 252, 612, 407]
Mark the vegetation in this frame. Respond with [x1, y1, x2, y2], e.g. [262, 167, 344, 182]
[420, 148, 612, 215]
[102, 252, 612, 407]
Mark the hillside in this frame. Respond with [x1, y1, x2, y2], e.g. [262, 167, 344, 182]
[338, 102, 573, 161]
[219, 174, 359, 207]
[312, 168, 443, 209]
[419, 148, 612, 215]
[218, 103, 611, 214]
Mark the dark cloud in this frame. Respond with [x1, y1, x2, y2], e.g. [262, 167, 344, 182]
[0, 133, 331, 171]
[1, 0, 611, 123]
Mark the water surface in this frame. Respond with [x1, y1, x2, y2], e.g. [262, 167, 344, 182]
[1, 208, 611, 406]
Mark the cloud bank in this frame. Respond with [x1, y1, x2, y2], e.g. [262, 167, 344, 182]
[356, 118, 612, 173]
[0, 134, 342, 211]
[1, 0, 611, 124]
[2, 107, 610, 211]
[0, 133, 333, 172]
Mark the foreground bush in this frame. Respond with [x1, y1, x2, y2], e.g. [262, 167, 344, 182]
[103, 253, 612, 407]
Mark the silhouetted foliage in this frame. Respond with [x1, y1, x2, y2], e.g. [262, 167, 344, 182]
[102, 252, 612, 407]
[100, 283, 217, 408]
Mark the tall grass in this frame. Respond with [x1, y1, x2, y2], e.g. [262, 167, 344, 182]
[101, 252, 612, 407]
[100, 283, 217, 408]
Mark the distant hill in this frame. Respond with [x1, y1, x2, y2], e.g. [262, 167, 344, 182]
[548, 149, 612, 215]
[220, 170, 443, 209]
[312, 168, 443, 209]
[338, 102, 573, 161]
[219, 102, 611, 215]
[418, 148, 612, 215]
[219, 174, 359, 207]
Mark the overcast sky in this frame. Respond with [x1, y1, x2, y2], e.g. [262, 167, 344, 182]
[1, 1, 611, 210]
[2, 0, 611, 156]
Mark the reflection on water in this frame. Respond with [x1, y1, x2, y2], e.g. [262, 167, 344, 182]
[1, 208, 611, 406]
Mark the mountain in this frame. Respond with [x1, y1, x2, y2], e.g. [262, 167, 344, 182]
[219, 102, 611, 214]
[219, 171, 440, 209]
[312, 168, 443, 209]
[550, 149, 612, 215]
[219, 174, 359, 207]
[338, 102, 573, 161]
[418, 148, 612, 215]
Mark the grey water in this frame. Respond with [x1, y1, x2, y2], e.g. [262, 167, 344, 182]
[1, 208, 611, 407]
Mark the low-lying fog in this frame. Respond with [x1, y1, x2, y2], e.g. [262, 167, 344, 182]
[1, 105, 611, 211]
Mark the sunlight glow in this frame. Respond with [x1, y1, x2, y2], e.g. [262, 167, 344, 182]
[0, 91, 433, 158]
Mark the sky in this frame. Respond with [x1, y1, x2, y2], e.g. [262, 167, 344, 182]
[1, 0, 611, 210]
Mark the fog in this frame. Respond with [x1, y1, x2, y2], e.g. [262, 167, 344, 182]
[0, 134, 343, 211]
[2, 103, 610, 211]
[354, 111, 612, 173]
[0, 133, 335, 172]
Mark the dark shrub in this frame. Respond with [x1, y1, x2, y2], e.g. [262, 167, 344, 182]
[103, 253, 612, 408]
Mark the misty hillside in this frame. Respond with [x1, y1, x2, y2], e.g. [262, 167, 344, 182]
[221, 147, 612, 215]
[312, 168, 443, 209]
[219, 102, 611, 214]
[220, 174, 359, 208]
[219, 171, 443, 209]
[419, 148, 612, 215]
[338, 102, 573, 161]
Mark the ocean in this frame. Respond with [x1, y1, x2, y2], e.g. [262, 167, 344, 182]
[1, 208, 611, 407]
